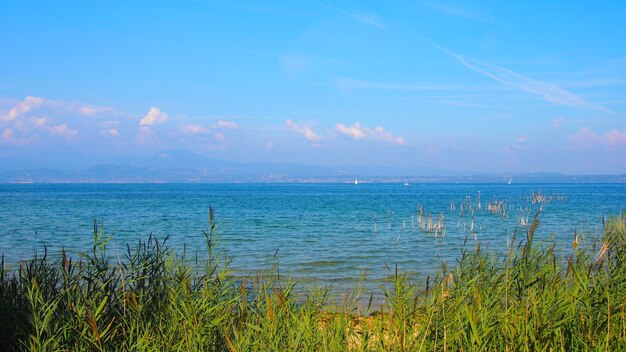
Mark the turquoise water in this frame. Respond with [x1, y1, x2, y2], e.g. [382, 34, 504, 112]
[1, 183, 625, 291]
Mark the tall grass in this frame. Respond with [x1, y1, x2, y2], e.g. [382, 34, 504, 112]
[1, 210, 625, 351]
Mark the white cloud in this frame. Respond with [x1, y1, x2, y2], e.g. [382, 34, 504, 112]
[603, 129, 626, 147]
[0, 127, 36, 145]
[139, 107, 168, 126]
[569, 127, 598, 149]
[373, 126, 406, 145]
[182, 124, 210, 134]
[0, 96, 122, 146]
[215, 120, 239, 129]
[335, 122, 366, 140]
[49, 124, 78, 138]
[335, 122, 405, 145]
[107, 128, 120, 137]
[1, 128, 13, 141]
[567, 127, 626, 149]
[1, 96, 44, 123]
[285, 119, 321, 142]
[1, 96, 113, 125]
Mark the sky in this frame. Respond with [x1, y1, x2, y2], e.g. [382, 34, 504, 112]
[1, 0, 626, 174]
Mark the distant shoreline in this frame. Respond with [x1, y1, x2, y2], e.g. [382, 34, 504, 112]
[1, 178, 626, 185]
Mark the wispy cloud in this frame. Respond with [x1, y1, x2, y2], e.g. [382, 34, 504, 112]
[348, 12, 385, 29]
[431, 43, 613, 113]
[316, 2, 385, 29]
[139, 107, 168, 126]
[182, 124, 210, 135]
[78, 106, 104, 116]
[335, 122, 405, 145]
[334, 77, 476, 91]
[285, 119, 321, 142]
[420, 1, 488, 22]
[214, 120, 239, 129]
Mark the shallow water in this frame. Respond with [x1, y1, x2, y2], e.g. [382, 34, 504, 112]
[1, 183, 625, 292]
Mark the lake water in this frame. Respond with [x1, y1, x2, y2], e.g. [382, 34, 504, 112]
[1, 183, 625, 292]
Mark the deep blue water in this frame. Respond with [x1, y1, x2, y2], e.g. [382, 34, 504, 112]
[1, 183, 625, 291]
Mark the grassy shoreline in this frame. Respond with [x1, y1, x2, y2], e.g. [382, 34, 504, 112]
[1, 210, 625, 351]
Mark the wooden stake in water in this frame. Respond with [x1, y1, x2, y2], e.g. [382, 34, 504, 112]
[428, 214, 433, 232]
[418, 207, 424, 227]
[374, 212, 378, 233]
[471, 212, 477, 240]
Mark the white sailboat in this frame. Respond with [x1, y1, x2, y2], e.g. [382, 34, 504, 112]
[508, 178, 512, 185]
[354, 179, 359, 185]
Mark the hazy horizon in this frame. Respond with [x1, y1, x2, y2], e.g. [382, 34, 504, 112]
[1, 1, 626, 175]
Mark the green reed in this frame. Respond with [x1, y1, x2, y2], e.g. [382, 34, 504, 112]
[1, 210, 625, 351]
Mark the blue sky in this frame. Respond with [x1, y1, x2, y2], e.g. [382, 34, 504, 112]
[1, 0, 625, 174]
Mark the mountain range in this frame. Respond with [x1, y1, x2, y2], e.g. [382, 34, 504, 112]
[1, 149, 624, 183]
